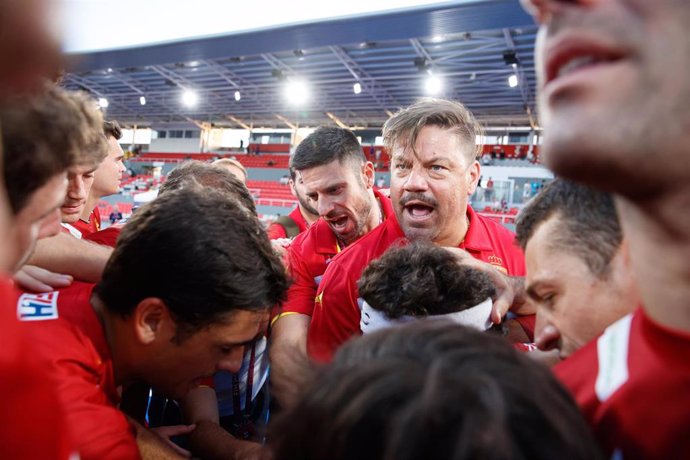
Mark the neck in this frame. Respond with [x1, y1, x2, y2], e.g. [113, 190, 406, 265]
[435, 211, 470, 248]
[79, 194, 99, 222]
[362, 190, 383, 235]
[92, 296, 134, 387]
[299, 206, 319, 226]
[615, 187, 690, 332]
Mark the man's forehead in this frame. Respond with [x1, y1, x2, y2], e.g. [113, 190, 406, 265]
[211, 309, 269, 337]
[298, 161, 353, 185]
[70, 163, 98, 174]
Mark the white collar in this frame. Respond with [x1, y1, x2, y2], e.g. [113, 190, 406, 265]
[60, 223, 83, 239]
[359, 297, 493, 335]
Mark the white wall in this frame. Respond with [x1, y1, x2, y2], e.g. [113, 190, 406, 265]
[479, 165, 554, 182]
[149, 138, 201, 153]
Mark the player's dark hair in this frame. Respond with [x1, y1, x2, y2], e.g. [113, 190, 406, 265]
[516, 178, 621, 276]
[95, 186, 287, 339]
[291, 127, 365, 172]
[270, 321, 604, 460]
[358, 242, 495, 318]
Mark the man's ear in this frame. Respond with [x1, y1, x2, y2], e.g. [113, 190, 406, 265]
[466, 161, 481, 196]
[362, 161, 375, 188]
[132, 298, 171, 345]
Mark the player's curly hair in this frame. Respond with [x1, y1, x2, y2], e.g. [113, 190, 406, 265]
[357, 242, 496, 319]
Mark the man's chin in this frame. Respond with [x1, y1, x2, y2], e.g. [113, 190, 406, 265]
[60, 214, 80, 224]
[400, 222, 436, 242]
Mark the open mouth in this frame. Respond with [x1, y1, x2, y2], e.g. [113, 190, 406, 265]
[327, 215, 349, 231]
[404, 202, 435, 221]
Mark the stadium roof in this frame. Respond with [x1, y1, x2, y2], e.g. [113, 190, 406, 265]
[61, 0, 538, 130]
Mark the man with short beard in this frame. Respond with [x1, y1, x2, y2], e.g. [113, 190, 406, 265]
[308, 98, 528, 362]
[269, 127, 394, 407]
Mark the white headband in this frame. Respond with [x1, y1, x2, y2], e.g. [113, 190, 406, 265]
[359, 297, 494, 335]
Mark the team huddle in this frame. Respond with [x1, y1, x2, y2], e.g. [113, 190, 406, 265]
[1, 0, 690, 459]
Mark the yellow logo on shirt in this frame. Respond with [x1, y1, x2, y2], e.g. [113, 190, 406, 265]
[488, 254, 507, 274]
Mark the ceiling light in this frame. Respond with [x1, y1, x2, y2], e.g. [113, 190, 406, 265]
[353, 82, 362, 94]
[424, 75, 443, 95]
[508, 74, 519, 88]
[234, 90, 241, 101]
[98, 97, 109, 108]
[181, 89, 199, 107]
[139, 96, 146, 105]
[285, 80, 309, 105]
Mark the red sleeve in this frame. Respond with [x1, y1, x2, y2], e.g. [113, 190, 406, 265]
[307, 263, 361, 363]
[0, 279, 76, 459]
[266, 222, 287, 240]
[84, 227, 121, 248]
[515, 314, 536, 342]
[28, 323, 141, 460]
[278, 246, 320, 317]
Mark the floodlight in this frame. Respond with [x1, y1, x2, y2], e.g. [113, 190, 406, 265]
[285, 80, 309, 105]
[424, 75, 443, 95]
[182, 89, 199, 107]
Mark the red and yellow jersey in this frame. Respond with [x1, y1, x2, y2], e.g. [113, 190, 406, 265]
[308, 206, 526, 362]
[72, 208, 101, 238]
[274, 190, 394, 322]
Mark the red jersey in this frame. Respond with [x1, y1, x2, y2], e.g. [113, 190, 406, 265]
[267, 207, 310, 240]
[85, 226, 121, 248]
[555, 308, 690, 459]
[17, 282, 140, 459]
[308, 206, 526, 362]
[275, 190, 394, 321]
[0, 276, 77, 459]
[72, 208, 101, 237]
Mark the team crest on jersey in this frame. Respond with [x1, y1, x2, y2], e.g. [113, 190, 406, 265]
[17, 291, 60, 321]
[487, 254, 507, 274]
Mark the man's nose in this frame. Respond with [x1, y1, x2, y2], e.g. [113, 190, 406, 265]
[217, 347, 245, 374]
[402, 168, 429, 193]
[317, 196, 335, 217]
[535, 323, 561, 352]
